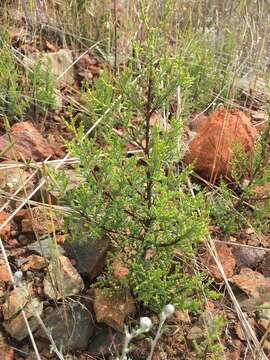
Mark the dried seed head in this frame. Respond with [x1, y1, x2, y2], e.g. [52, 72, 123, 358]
[140, 317, 152, 332]
[164, 304, 175, 317]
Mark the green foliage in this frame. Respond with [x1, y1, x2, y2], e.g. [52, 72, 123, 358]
[60, 29, 213, 312]
[0, 30, 57, 121]
[30, 60, 57, 116]
[0, 35, 27, 119]
[178, 37, 222, 111]
[210, 181, 245, 235]
[193, 315, 224, 359]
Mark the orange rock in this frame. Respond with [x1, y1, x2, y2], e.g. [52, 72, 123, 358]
[184, 108, 257, 182]
[201, 243, 236, 280]
[21, 207, 62, 235]
[0, 211, 11, 237]
[0, 333, 14, 360]
[231, 268, 270, 298]
[15, 209, 29, 220]
[0, 261, 11, 282]
[94, 289, 136, 330]
[0, 121, 55, 161]
[21, 255, 47, 271]
[112, 258, 129, 279]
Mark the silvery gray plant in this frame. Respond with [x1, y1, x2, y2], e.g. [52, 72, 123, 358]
[116, 304, 175, 360]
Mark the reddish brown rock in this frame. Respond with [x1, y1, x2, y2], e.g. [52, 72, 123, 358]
[112, 256, 129, 279]
[2, 288, 28, 320]
[94, 289, 136, 330]
[201, 243, 236, 280]
[0, 211, 11, 237]
[21, 207, 62, 235]
[231, 268, 270, 299]
[0, 260, 11, 282]
[184, 108, 258, 182]
[0, 333, 14, 360]
[0, 122, 55, 161]
[21, 255, 47, 271]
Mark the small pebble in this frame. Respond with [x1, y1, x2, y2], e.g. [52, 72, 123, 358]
[10, 230, 18, 237]
[18, 234, 29, 245]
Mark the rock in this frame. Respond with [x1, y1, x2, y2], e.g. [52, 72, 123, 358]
[174, 310, 190, 323]
[233, 246, 266, 268]
[44, 255, 84, 300]
[75, 54, 101, 83]
[2, 288, 28, 320]
[245, 227, 254, 235]
[0, 288, 5, 298]
[231, 268, 270, 300]
[4, 297, 43, 341]
[36, 303, 94, 352]
[0, 122, 55, 161]
[64, 236, 109, 279]
[187, 326, 205, 343]
[3, 288, 43, 341]
[0, 260, 11, 282]
[27, 236, 65, 258]
[18, 234, 33, 245]
[0, 161, 34, 208]
[258, 318, 270, 332]
[251, 110, 268, 121]
[21, 207, 63, 235]
[224, 339, 242, 360]
[237, 72, 270, 100]
[262, 339, 270, 352]
[257, 302, 270, 330]
[0, 211, 11, 237]
[94, 289, 136, 331]
[50, 168, 84, 198]
[21, 255, 47, 271]
[88, 324, 123, 357]
[184, 108, 257, 181]
[259, 253, 270, 277]
[112, 256, 129, 279]
[24, 49, 74, 87]
[234, 318, 255, 341]
[201, 243, 236, 280]
[0, 332, 14, 360]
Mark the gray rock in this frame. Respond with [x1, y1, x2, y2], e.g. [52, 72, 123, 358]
[51, 168, 85, 199]
[257, 302, 270, 322]
[88, 325, 123, 357]
[259, 253, 270, 277]
[237, 72, 270, 96]
[3, 292, 43, 341]
[36, 303, 94, 352]
[0, 161, 34, 209]
[187, 326, 205, 343]
[64, 237, 109, 279]
[24, 49, 74, 87]
[44, 255, 84, 300]
[27, 236, 65, 258]
[233, 246, 266, 268]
